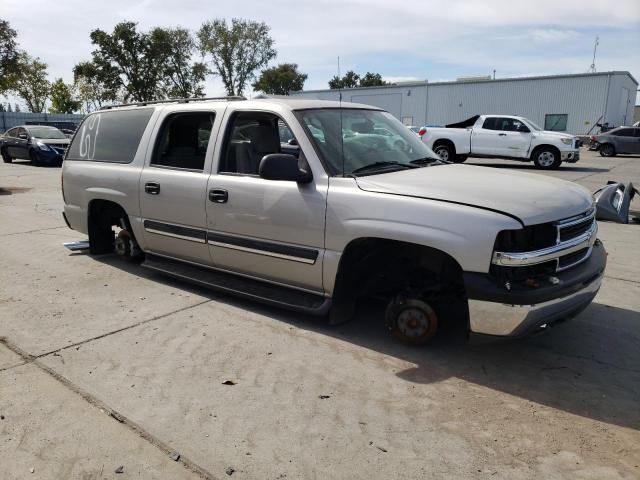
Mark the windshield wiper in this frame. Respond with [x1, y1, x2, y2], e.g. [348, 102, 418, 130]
[350, 161, 412, 175]
[410, 157, 445, 166]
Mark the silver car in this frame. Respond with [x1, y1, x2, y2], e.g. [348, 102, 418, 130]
[592, 126, 640, 156]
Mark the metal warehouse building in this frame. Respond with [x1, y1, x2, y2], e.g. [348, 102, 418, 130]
[292, 71, 638, 135]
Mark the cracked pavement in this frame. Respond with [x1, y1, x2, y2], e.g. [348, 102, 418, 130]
[1, 151, 639, 479]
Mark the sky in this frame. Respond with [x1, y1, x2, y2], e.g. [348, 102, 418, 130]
[3, 0, 640, 106]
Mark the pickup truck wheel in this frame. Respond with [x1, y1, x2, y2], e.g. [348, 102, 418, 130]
[455, 155, 468, 163]
[433, 144, 454, 163]
[385, 296, 438, 345]
[533, 148, 561, 169]
[599, 144, 615, 157]
[1, 148, 12, 163]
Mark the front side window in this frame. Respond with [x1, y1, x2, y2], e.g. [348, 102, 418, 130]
[151, 112, 214, 171]
[296, 108, 441, 176]
[544, 114, 568, 131]
[220, 112, 297, 175]
[611, 128, 634, 137]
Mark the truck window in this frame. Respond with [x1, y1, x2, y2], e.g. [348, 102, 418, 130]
[66, 108, 153, 163]
[482, 118, 498, 130]
[544, 114, 568, 132]
[220, 112, 288, 175]
[151, 112, 214, 171]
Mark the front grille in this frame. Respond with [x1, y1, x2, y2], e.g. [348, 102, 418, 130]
[558, 247, 590, 270]
[556, 209, 595, 243]
[46, 144, 67, 155]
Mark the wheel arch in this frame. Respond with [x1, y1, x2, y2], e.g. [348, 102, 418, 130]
[329, 236, 467, 325]
[530, 143, 561, 160]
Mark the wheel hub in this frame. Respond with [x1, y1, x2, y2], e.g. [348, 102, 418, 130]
[436, 148, 449, 162]
[538, 151, 554, 166]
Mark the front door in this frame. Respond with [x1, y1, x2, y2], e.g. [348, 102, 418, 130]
[139, 108, 223, 265]
[205, 110, 327, 292]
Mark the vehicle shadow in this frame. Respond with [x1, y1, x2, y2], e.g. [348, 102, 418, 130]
[86, 253, 640, 431]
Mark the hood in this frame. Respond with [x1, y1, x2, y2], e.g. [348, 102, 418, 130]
[536, 130, 574, 140]
[33, 137, 70, 145]
[355, 164, 593, 226]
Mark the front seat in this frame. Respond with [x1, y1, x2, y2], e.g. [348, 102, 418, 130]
[245, 125, 281, 174]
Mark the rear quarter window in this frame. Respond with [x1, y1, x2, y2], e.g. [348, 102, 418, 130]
[66, 108, 154, 163]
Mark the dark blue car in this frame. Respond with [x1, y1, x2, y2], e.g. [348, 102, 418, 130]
[1, 125, 70, 165]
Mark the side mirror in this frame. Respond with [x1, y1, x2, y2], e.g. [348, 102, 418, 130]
[259, 154, 312, 183]
[18, 133, 28, 140]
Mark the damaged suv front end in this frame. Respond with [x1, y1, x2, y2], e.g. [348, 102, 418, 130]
[465, 207, 605, 337]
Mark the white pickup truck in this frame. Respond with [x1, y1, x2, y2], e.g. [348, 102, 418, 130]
[421, 115, 580, 169]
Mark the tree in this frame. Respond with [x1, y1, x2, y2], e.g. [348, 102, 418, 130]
[328, 70, 360, 89]
[359, 72, 387, 87]
[328, 70, 387, 89]
[73, 61, 119, 112]
[0, 19, 20, 95]
[197, 18, 276, 96]
[152, 27, 206, 98]
[251, 63, 307, 95]
[77, 22, 170, 102]
[49, 78, 81, 113]
[13, 54, 50, 112]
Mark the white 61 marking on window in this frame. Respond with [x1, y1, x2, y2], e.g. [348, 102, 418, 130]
[79, 114, 101, 159]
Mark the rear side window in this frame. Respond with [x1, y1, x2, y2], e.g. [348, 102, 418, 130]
[611, 128, 634, 137]
[482, 118, 498, 130]
[66, 108, 154, 163]
[151, 112, 214, 171]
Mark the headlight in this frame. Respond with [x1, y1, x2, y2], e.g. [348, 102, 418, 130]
[561, 138, 572, 145]
[36, 141, 49, 151]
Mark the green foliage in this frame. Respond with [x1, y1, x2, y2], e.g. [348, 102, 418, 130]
[152, 27, 206, 98]
[74, 22, 206, 104]
[198, 18, 276, 96]
[49, 78, 81, 114]
[13, 54, 50, 112]
[251, 63, 307, 95]
[0, 19, 20, 95]
[359, 72, 387, 87]
[329, 70, 387, 89]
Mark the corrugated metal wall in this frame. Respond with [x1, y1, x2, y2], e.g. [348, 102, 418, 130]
[294, 72, 638, 135]
[0, 112, 84, 133]
[426, 75, 609, 134]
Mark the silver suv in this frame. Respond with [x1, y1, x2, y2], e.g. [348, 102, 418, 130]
[62, 97, 606, 344]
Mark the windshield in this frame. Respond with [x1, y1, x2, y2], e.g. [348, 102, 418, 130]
[26, 126, 67, 139]
[525, 119, 542, 131]
[296, 109, 441, 176]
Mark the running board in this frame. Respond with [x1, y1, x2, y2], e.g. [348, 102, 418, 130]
[141, 254, 331, 315]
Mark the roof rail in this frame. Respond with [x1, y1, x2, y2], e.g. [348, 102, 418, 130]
[101, 96, 246, 110]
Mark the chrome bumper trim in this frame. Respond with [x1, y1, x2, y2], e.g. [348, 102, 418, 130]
[492, 221, 597, 267]
[468, 274, 602, 336]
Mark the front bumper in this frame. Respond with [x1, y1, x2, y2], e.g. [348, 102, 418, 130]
[464, 240, 606, 337]
[561, 149, 580, 163]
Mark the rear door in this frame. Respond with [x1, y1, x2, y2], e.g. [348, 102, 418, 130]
[139, 106, 225, 265]
[471, 117, 503, 155]
[9, 127, 30, 159]
[611, 128, 639, 153]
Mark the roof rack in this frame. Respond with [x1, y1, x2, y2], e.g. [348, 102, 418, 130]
[101, 96, 246, 110]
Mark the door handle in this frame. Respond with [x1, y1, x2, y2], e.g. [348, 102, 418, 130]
[498, 133, 507, 136]
[144, 182, 160, 195]
[209, 188, 228, 203]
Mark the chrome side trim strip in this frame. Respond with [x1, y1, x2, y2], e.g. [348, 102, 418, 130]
[492, 221, 597, 267]
[207, 240, 317, 264]
[144, 227, 207, 244]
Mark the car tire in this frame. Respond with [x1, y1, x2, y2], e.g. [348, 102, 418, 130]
[454, 155, 468, 163]
[433, 143, 455, 163]
[1, 148, 12, 163]
[599, 144, 616, 157]
[532, 147, 561, 169]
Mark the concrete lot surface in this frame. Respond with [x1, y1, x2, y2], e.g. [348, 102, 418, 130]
[1, 150, 639, 479]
